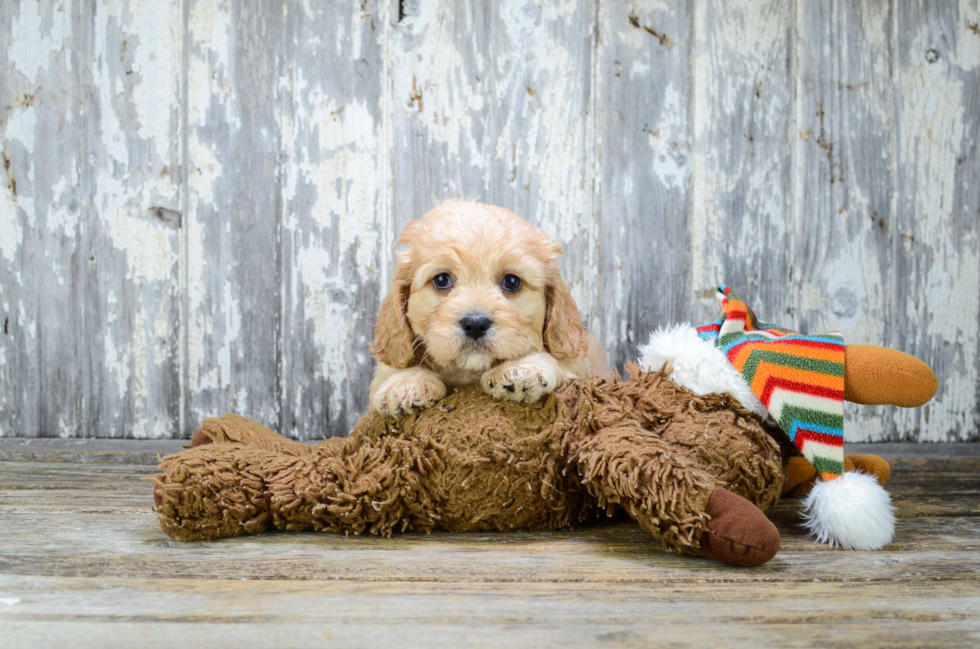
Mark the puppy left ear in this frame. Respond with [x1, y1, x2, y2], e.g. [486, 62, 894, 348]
[544, 277, 588, 362]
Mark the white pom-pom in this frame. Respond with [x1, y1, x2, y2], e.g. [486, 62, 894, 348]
[638, 324, 769, 421]
[801, 472, 895, 550]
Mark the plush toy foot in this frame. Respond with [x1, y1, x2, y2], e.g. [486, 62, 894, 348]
[843, 454, 891, 484]
[844, 345, 937, 407]
[694, 487, 780, 567]
[782, 454, 891, 498]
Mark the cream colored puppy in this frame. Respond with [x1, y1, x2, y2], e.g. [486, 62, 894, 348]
[369, 200, 598, 417]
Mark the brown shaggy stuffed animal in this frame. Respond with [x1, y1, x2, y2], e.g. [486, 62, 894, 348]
[153, 366, 786, 566]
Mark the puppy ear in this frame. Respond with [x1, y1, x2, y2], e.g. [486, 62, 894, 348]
[370, 252, 418, 369]
[544, 274, 588, 362]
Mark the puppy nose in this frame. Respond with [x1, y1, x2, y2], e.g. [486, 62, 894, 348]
[460, 314, 493, 339]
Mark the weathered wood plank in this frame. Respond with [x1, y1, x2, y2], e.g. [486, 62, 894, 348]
[183, 0, 284, 437]
[0, 1, 182, 438]
[690, 0, 795, 322]
[1, 458, 979, 583]
[794, 0, 898, 440]
[594, 1, 693, 368]
[277, 1, 389, 440]
[2, 453, 979, 646]
[3, 505, 980, 583]
[0, 575, 978, 649]
[2, 437, 978, 467]
[389, 0, 597, 318]
[892, 0, 980, 441]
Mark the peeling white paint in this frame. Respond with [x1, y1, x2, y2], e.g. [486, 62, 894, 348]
[648, 84, 688, 191]
[0, 187, 22, 265]
[691, 0, 792, 303]
[126, 0, 183, 165]
[5, 104, 37, 154]
[953, 0, 979, 71]
[295, 245, 353, 417]
[893, 12, 979, 441]
[6, 0, 71, 84]
[1, 0, 977, 442]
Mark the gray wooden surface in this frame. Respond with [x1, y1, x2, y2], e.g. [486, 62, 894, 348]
[1, 446, 979, 647]
[1, 0, 978, 441]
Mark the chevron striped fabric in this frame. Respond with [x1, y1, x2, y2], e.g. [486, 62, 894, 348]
[696, 286, 846, 480]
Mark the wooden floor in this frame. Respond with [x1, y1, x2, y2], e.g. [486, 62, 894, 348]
[1, 440, 979, 648]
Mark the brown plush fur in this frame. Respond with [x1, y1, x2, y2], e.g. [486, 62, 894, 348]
[153, 366, 783, 554]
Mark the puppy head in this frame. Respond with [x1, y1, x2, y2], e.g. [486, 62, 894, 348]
[370, 200, 587, 372]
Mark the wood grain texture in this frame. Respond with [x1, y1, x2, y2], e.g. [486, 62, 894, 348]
[594, 1, 693, 364]
[277, 1, 388, 440]
[183, 0, 283, 436]
[1, 1, 183, 439]
[1, 452, 979, 647]
[690, 0, 795, 324]
[0, 0, 978, 441]
[891, 0, 980, 441]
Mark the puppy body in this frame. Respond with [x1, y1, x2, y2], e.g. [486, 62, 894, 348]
[369, 200, 594, 417]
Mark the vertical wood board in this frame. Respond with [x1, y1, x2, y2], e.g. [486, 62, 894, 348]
[1, 0, 182, 439]
[277, 0, 388, 440]
[0, 0, 977, 441]
[594, 0, 693, 364]
[183, 0, 283, 435]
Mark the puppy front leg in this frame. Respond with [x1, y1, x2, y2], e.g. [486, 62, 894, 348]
[480, 352, 581, 404]
[370, 364, 447, 418]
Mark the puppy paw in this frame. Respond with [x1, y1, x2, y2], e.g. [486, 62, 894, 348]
[481, 355, 559, 403]
[372, 368, 447, 418]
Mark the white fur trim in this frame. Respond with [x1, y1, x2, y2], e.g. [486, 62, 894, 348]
[638, 324, 770, 421]
[801, 472, 896, 550]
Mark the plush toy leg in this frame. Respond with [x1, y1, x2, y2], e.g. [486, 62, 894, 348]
[694, 487, 780, 567]
[782, 454, 891, 498]
[154, 424, 442, 541]
[844, 345, 937, 407]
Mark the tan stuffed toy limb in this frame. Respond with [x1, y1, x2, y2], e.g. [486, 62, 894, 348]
[781, 344, 936, 498]
[153, 368, 784, 567]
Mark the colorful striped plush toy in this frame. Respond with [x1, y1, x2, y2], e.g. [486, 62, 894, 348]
[639, 285, 938, 551]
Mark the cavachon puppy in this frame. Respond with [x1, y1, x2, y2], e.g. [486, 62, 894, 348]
[369, 200, 605, 417]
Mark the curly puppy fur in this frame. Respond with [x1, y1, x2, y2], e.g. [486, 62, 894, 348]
[154, 367, 783, 553]
[369, 200, 601, 418]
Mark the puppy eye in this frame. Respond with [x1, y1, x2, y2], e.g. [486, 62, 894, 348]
[500, 274, 522, 292]
[432, 273, 453, 290]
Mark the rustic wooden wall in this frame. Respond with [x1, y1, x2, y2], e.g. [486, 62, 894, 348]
[1, 0, 978, 441]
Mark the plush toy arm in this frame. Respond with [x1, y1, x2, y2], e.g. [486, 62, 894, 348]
[844, 345, 937, 407]
[569, 417, 781, 566]
[189, 412, 313, 455]
[570, 418, 717, 551]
